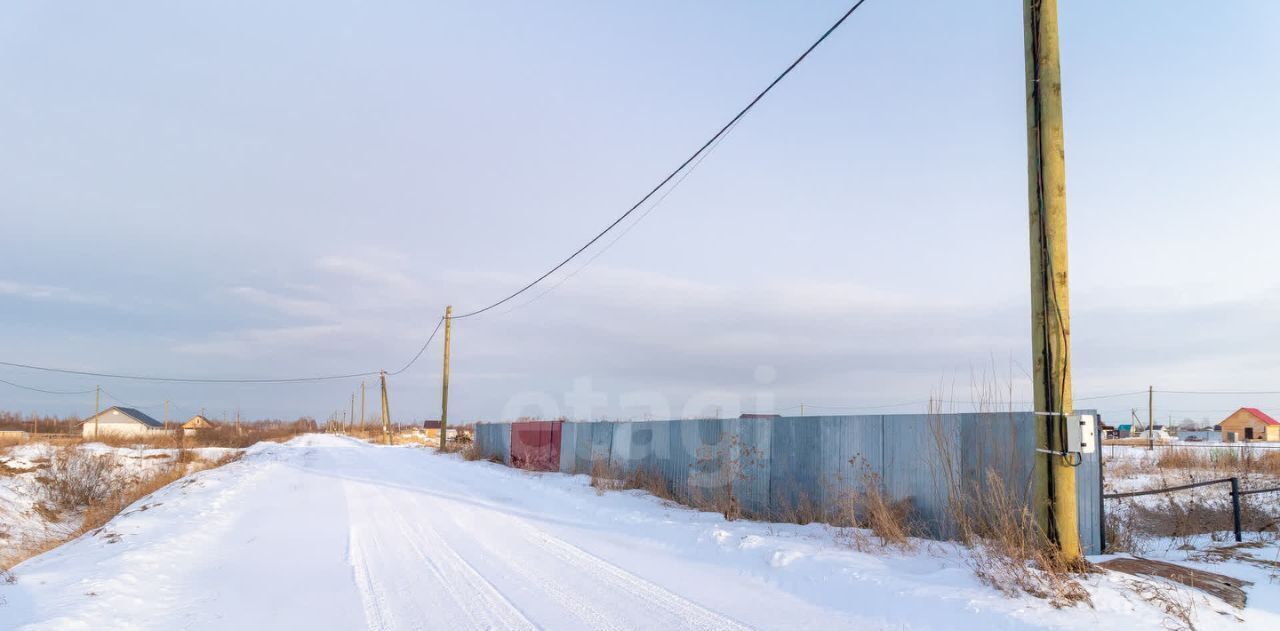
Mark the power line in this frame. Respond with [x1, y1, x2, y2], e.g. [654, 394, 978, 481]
[389, 317, 445, 376]
[1075, 390, 1150, 401]
[0, 359, 379, 384]
[453, 0, 872, 320]
[1157, 389, 1280, 395]
[0, 377, 96, 396]
[0, 1, 869, 388]
[0, 314, 446, 385]
[497, 118, 743, 317]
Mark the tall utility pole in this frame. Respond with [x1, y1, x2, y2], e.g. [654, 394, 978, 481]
[350, 393, 355, 434]
[379, 370, 392, 445]
[164, 400, 170, 430]
[360, 381, 366, 432]
[1024, 0, 1078, 561]
[440, 305, 453, 451]
[93, 385, 101, 441]
[1148, 386, 1155, 450]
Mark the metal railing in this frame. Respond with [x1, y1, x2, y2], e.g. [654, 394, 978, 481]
[1104, 477, 1280, 543]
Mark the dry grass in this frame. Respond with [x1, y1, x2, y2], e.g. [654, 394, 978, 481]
[79, 466, 185, 535]
[1125, 578, 1197, 631]
[2, 447, 244, 574]
[770, 485, 824, 526]
[36, 447, 118, 511]
[588, 459, 680, 505]
[925, 409, 1093, 609]
[87, 425, 311, 450]
[1153, 447, 1280, 477]
[955, 472, 1092, 608]
[460, 441, 485, 461]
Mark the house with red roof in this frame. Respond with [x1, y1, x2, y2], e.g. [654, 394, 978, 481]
[1218, 407, 1280, 442]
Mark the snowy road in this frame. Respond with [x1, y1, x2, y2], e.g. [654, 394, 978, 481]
[4, 435, 1277, 630]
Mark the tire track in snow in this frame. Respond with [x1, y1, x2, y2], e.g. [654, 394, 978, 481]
[343, 477, 536, 630]
[428, 493, 750, 631]
[381, 486, 537, 630]
[348, 521, 399, 631]
[516, 525, 751, 631]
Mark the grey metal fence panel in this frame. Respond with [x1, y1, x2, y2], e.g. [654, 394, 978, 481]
[1075, 411, 1103, 555]
[818, 415, 884, 517]
[665, 420, 696, 502]
[609, 422, 633, 472]
[959, 412, 1037, 506]
[882, 413, 958, 536]
[727, 418, 772, 516]
[499, 423, 512, 465]
[610, 421, 657, 476]
[574, 422, 593, 474]
[590, 422, 615, 467]
[683, 418, 726, 504]
[465, 414, 1102, 554]
[770, 417, 822, 515]
[559, 422, 578, 474]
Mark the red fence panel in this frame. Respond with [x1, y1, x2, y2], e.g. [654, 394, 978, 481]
[511, 421, 562, 471]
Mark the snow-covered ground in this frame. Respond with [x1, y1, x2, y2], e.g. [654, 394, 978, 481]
[0, 443, 237, 554]
[2, 434, 1278, 630]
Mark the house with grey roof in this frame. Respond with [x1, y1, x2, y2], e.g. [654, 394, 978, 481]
[81, 406, 166, 439]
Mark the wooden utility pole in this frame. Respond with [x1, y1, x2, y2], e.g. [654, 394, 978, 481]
[1024, 0, 1078, 561]
[164, 400, 170, 430]
[360, 381, 366, 432]
[440, 306, 453, 451]
[350, 393, 355, 434]
[379, 370, 392, 445]
[1148, 385, 1154, 450]
[93, 385, 101, 440]
[236, 408, 241, 435]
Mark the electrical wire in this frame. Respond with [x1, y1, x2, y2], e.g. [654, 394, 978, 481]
[389, 316, 445, 376]
[1075, 390, 1149, 401]
[1157, 389, 1280, 395]
[0, 359, 379, 384]
[453, 0, 872, 320]
[0, 2, 870, 386]
[497, 118, 743, 317]
[0, 378, 96, 396]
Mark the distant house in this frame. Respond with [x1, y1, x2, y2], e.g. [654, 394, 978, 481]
[0, 430, 30, 444]
[181, 414, 217, 436]
[1115, 424, 1170, 440]
[1218, 408, 1280, 442]
[81, 406, 164, 439]
[421, 420, 457, 440]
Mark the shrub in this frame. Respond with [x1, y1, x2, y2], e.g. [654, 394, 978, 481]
[36, 447, 119, 511]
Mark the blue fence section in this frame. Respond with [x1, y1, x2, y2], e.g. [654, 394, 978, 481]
[477, 412, 1103, 553]
[1075, 411, 1104, 555]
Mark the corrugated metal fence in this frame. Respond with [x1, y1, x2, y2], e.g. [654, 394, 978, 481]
[475, 413, 1102, 553]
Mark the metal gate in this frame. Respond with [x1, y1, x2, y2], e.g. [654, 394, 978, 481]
[510, 421, 562, 471]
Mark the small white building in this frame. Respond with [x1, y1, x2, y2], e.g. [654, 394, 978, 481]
[81, 406, 165, 439]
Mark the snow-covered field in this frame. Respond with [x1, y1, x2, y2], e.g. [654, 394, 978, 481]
[0, 443, 237, 554]
[1, 434, 1278, 630]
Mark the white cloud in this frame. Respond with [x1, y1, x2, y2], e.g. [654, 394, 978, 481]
[172, 324, 345, 358]
[0, 279, 102, 304]
[227, 286, 336, 319]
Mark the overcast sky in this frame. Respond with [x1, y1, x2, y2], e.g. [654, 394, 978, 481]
[2, 1, 1278, 425]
